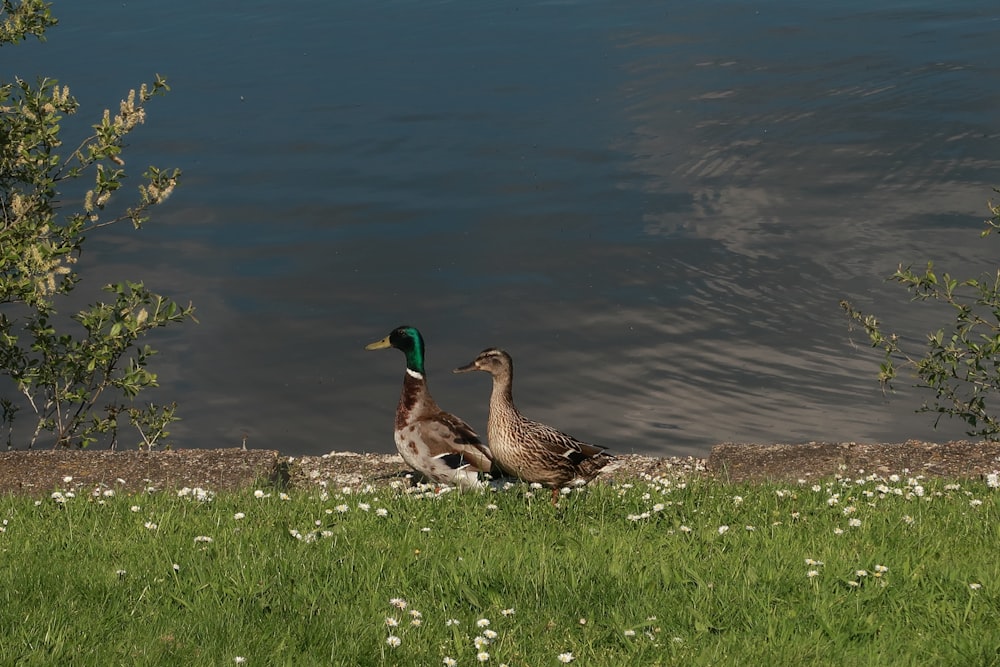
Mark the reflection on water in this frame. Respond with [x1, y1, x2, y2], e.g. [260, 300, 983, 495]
[4, 1, 1000, 456]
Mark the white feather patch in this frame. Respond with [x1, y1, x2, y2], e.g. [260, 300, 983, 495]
[406, 368, 424, 379]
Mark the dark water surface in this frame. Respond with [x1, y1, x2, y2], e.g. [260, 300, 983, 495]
[6, 1, 1000, 457]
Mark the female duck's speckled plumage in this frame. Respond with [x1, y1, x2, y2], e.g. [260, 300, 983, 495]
[454, 347, 613, 502]
[366, 326, 493, 490]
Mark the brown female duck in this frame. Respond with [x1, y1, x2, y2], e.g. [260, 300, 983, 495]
[454, 347, 613, 503]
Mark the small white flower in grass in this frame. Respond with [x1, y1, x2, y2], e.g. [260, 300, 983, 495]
[335, 504, 349, 513]
[856, 570, 868, 578]
[172, 563, 180, 573]
[358, 503, 371, 511]
[805, 558, 824, 567]
[477, 618, 491, 628]
[842, 505, 856, 515]
[234, 657, 246, 664]
[483, 629, 497, 640]
[234, 512, 246, 520]
[289, 529, 302, 540]
[732, 495, 743, 505]
[486, 503, 499, 511]
[848, 518, 862, 528]
[529, 482, 543, 490]
[103, 489, 115, 497]
[903, 515, 915, 525]
[477, 651, 490, 662]
[116, 569, 127, 577]
[745, 525, 755, 531]
[811, 484, 822, 492]
[194, 535, 214, 543]
[253, 489, 268, 498]
[411, 619, 422, 627]
[443, 659, 458, 667]
[874, 564, 888, 576]
[63, 476, 73, 483]
[848, 580, 860, 588]
[386, 635, 401, 648]
[278, 493, 290, 501]
[558, 652, 575, 663]
[718, 525, 729, 535]
[446, 618, 460, 626]
[987, 473, 1000, 489]
[376, 508, 389, 517]
[970, 499, 983, 507]
[971, 583, 983, 590]
[827, 495, 839, 506]
[409, 609, 422, 619]
[652, 503, 665, 512]
[421, 527, 432, 533]
[386, 617, 399, 627]
[833, 528, 844, 535]
[389, 598, 408, 609]
[475, 636, 490, 649]
[624, 629, 636, 637]
[679, 525, 692, 533]
[913, 485, 925, 497]
[144, 521, 158, 531]
[807, 570, 820, 578]
[578, 618, 587, 625]
[791, 511, 800, 520]
[130, 505, 141, 513]
[501, 608, 515, 617]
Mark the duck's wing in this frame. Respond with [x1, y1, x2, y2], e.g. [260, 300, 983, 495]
[417, 411, 494, 473]
[521, 419, 610, 465]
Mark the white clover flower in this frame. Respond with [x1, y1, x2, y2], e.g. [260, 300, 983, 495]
[385, 617, 399, 627]
[558, 652, 575, 663]
[477, 651, 490, 662]
[130, 505, 141, 513]
[233, 512, 246, 520]
[63, 476, 73, 483]
[971, 583, 983, 590]
[446, 618, 460, 626]
[386, 635, 401, 648]
[234, 657, 246, 664]
[389, 598, 408, 609]
[624, 629, 636, 637]
[194, 535, 213, 543]
[717, 525, 730, 535]
[987, 473, 999, 489]
[376, 508, 389, 517]
[679, 525, 692, 533]
[501, 608, 515, 617]
[856, 570, 868, 577]
[848, 518, 862, 528]
[444, 658, 458, 667]
[833, 528, 844, 535]
[102, 489, 115, 498]
[912, 485, 925, 497]
[172, 563, 180, 572]
[970, 499, 983, 507]
[475, 636, 490, 649]
[477, 618, 491, 628]
[652, 503, 665, 512]
[144, 521, 158, 530]
[874, 564, 888, 574]
[483, 629, 497, 640]
[807, 570, 820, 578]
[732, 495, 743, 505]
[254, 489, 267, 498]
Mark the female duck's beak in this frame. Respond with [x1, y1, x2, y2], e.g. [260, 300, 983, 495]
[452, 360, 478, 373]
[365, 336, 392, 351]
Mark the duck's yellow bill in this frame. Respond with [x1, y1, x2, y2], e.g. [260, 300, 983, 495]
[365, 336, 392, 350]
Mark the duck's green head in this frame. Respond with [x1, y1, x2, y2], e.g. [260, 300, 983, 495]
[365, 325, 426, 374]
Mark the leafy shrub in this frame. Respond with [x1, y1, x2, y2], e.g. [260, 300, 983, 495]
[0, 1, 194, 448]
[842, 194, 1000, 439]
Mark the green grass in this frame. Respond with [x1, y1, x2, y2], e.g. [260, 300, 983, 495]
[1, 472, 999, 666]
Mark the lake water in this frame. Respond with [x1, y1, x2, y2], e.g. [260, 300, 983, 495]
[6, 1, 1000, 458]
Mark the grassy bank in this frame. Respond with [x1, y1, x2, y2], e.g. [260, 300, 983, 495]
[1, 472, 998, 666]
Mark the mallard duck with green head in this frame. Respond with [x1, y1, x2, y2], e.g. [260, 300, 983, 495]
[366, 326, 494, 490]
[454, 347, 613, 503]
